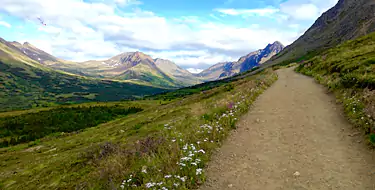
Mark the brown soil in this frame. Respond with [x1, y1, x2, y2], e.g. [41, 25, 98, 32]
[200, 67, 375, 190]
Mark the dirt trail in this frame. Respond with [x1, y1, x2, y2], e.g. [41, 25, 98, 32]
[200, 67, 375, 190]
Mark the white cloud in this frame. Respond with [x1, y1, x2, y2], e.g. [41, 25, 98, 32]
[280, 3, 320, 20]
[0, 21, 11, 28]
[115, 0, 142, 6]
[280, 0, 338, 21]
[187, 68, 203, 74]
[216, 8, 279, 17]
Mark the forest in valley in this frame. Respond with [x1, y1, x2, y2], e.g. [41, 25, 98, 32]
[0, 105, 143, 147]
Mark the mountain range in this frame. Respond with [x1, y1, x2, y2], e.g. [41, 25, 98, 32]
[4, 41, 200, 88]
[197, 41, 284, 81]
[1, 37, 282, 87]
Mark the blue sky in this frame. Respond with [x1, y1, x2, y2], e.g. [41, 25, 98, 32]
[0, 0, 338, 73]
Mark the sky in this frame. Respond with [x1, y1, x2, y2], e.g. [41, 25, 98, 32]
[0, 0, 338, 73]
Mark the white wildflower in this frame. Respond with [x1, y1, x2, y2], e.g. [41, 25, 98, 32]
[198, 149, 206, 154]
[196, 168, 203, 175]
[142, 167, 147, 173]
[165, 175, 172, 178]
[180, 176, 186, 182]
[180, 157, 192, 161]
[145, 182, 155, 188]
[190, 144, 196, 150]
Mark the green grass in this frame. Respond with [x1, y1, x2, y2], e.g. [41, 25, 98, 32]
[295, 31, 375, 146]
[0, 69, 277, 190]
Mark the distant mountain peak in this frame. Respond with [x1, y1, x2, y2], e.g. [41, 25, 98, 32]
[198, 41, 284, 81]
[272, 41, 283, 46]
[11, 41, 22, 46]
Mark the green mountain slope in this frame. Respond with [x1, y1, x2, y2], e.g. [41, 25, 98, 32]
[265, 0, 375, 67]
[79, 52, 184, 88]
[154, 58, 201, 86]
[0, 41, 166, 112]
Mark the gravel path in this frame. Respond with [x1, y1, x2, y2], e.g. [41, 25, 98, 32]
[200, 67, 375, 190]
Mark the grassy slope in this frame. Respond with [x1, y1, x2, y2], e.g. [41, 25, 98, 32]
[295, 31, 375, 146]
[116, 63, 180, 88]
[0, 69, 277, 189]
[0, 43, 167, 112]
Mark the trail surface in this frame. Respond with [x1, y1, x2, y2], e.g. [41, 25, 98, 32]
[200, 67, 375, 190]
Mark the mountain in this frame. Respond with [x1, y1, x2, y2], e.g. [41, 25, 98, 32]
[265, 0, 375, 67]
[9, 41, 64, 65]
[77, 52, 200, 88]
[154, 58, 200, 86]
[198, 41, 284, 81]
[0, 38, 166, 112]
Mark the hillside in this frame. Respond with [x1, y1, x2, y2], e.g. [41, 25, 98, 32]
[198, 41, 284, 81]
[296, 31, 375, 138]
[265, 0, 375, 66]
[0, 40, 166, 112]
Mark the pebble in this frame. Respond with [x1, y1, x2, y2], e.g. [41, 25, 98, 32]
[228, 184, 233, 188]
[293, 171, 300, 177]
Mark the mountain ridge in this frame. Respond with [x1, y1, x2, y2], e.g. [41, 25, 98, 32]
[198, 41, 284, 81]
[264, 0, 375, 67]
[0, 37, 200, 88]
